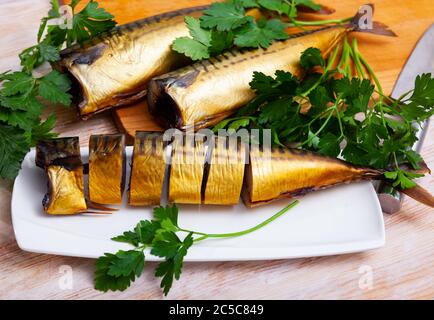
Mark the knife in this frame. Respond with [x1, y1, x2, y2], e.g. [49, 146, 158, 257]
[377, 23, 434, 214]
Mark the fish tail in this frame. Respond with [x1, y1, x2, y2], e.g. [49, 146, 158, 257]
[398, 184, 434, 208]
[349, 3, 397, 37]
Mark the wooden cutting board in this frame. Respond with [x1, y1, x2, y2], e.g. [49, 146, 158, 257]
[81, 0, 434, 138]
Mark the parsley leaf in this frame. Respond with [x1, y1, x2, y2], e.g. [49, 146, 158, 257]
[0, 125, 30, 179]
[95, 202, 298, 295]
[70, 1, 116, 44]
[300, 47, 324, 69]
[172, 16, 214, 60]
[200, 2, 252, 31]
[317, 132, 341, 157]
[1, 72, 36, 97]
[295, 0, 322, 11]
[234, 18, 288, 48]
[209, 30, 234, 55]
[112, 231, 141, 247]
[172, 0, 327, 61]
[258, 0, 290, 15]
[94, 253, 137, 292]
[172, 37, 210, 60]
[107, 250, 145, 278]
[185, 16, 211, 46]
[38, 70, 72, 105]
[385, 169, 424, 189]
[154, 233, 193, 295]
[30, 114, 58, 144]
[19, 43, 60, 72]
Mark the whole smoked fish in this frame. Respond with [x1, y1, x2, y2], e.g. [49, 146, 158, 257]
[59, 6, 208, 119]
[148, 5, 396, 130]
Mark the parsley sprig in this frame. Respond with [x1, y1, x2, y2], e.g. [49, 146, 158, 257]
[172, 0, 350, 61]
[95, 201, 299, 295]
[0, 0, 116, 180]
[214, 40, 434, 189]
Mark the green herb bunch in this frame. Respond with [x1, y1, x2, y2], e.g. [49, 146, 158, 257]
[214, 40, 434, 189]
[0, 0, 116, 179]
[95, 201, 298, 295]
[172, 0, 350, 60]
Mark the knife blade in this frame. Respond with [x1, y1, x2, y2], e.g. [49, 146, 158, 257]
[377, 23, 434, 214]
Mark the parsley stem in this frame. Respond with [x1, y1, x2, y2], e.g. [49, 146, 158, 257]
[337, 37, 349, 76]
[301, 43, 340, 98]
[290, 17, 352, 27]
[359, 54, 383, 97]
[359, 51, 403, 172]
[350, 38, 366, 79]
[180, 201, 299, 242]
[342, 37, 351, 77]
[300, 97, 341, 147]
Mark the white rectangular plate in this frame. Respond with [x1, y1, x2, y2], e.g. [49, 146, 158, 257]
[11, 147, 385, 260]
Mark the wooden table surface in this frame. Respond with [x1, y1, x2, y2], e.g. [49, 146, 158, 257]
[0, 0, 433, 300]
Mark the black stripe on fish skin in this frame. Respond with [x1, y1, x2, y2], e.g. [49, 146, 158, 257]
[199, 60, 209, 72]
[119, 5, 210, 30]
[83, 163, 89, 175]
[60, 5, 210, 56]
[221, 53, 230, 60]
[139, 136, 145, 154]
[160, 25, 342, 79]
[208, 58, 220, 70]
[151, 136, 157, 152]
[228, 50, 238, 57]
[103, 135, 110, 152]
[200, 138, 214, 203]
[72, 43, 108, 65]
[51, 156, 83, 171]
[206, 25, 340, 66]
[287, 25, 336, 39]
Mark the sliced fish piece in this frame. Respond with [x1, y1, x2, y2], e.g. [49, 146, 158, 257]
[203, 136, 246, 205]
[89, 134, 126, 205]
[128, 132, 167, 206]
[36, 137, 87, 215]
[169, 135, 207, 204]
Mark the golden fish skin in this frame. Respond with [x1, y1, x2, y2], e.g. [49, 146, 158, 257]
[89, 134, 126, 205]
[36, 137, 87, 215]
[203, 136, 246, 205]
[148, 26, 347, 130]
[169, 136, 207, 204]
[244, 147, 382, 207]
[59, 6, 208, 119]
[128, 132, 166, 206]
[45, 165, 87, 215]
